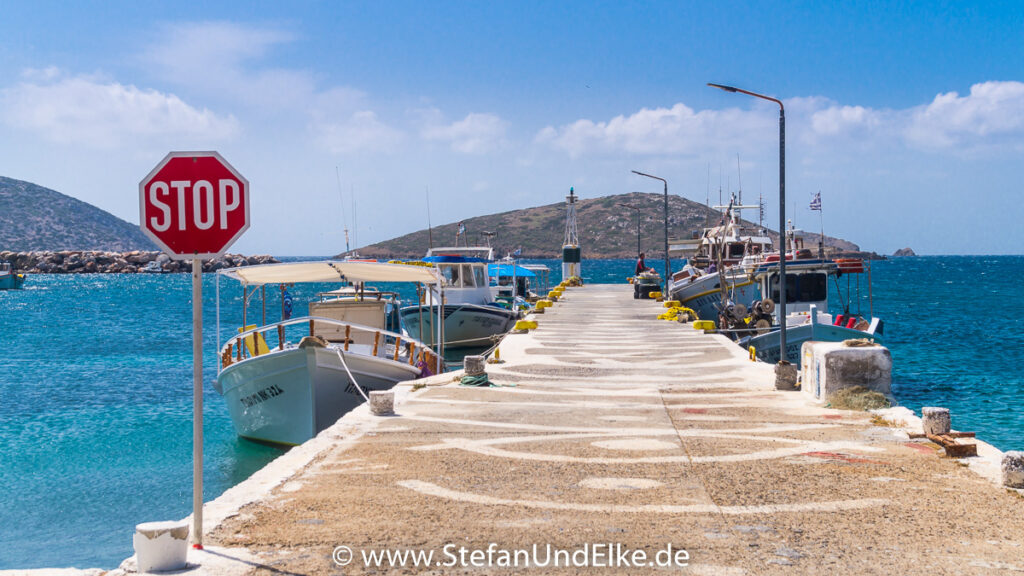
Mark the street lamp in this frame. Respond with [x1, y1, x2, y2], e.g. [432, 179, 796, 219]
[631, 171, 670, 294]
[708, 82, 787, 364]
[617, 202, 641, 259]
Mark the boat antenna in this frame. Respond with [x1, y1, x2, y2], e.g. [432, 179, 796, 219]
[335, 166, 350, 255]
[705, 162, 710, 228]
[718, 164, 723, 207]
[736, 154, 742, 211]
[426, 186, 434, 250]
[759, 171, 765, 232]
[351, 186, 357, 252]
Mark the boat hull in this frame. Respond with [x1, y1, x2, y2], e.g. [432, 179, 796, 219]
[400, 303, 518, 349]
[746, 322, 883, 367]
[0, 273, 25, 290]
[669, 272, 758, 322]
[215, 346, 420, 446]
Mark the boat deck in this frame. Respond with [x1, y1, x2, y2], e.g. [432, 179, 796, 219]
[149, 284, 1023, 575]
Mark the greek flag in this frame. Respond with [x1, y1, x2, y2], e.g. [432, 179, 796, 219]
[512, 247, 521, 256]
[457, 221, 466, 235]
[810, 192, 822, 211]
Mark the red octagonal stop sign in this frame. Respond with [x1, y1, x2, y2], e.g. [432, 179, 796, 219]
[139, 151, 250, 260]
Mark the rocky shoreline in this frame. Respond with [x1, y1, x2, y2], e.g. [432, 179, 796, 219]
[0, 250, 279, 274]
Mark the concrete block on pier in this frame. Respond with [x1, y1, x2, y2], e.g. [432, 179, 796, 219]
[922, 407, 951, 436]
[1001, 451, 1024, 488]
[369, 390, 394, 416]
[800, 341, 892, 403]
[464, 355, 486, 376]
[132, 520, 189, 573]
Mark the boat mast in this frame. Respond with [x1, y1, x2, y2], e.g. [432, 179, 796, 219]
[335, 166, 350, 255]
[426, 186, 434, 250]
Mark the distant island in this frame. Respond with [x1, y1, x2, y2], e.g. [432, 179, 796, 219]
[349, 192, 875, 260]
[0, 175, 156, 252]
[892, 247, 917, 257]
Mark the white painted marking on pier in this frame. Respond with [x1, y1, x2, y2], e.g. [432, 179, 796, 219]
[413, 433, 882, 464]
[592, 438, 680, 451]
[400, 414, 838, 436]
[578, 477, 666, 490]
[397, 480, 888, 515]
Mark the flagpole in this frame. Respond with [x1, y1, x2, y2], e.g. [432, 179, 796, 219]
[818, 191, 824, 259]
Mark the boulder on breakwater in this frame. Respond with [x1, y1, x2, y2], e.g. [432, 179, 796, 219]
[0, 250, 279, 274]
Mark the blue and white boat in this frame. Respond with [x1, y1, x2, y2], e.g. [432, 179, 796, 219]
[0, 261, 25, 290]
[741, 256, 883, 366]
[399, 247, 520, 349]
[214, 260, 442, 446]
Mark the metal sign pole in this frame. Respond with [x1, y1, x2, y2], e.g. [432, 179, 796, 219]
[192, 257, 204, 548]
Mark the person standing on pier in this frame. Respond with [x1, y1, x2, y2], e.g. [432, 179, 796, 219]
[635, 252, 647, 275]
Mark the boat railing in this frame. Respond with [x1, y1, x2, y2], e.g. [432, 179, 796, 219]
[220, 316, 436, 370]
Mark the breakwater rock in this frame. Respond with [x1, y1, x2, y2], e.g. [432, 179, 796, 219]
[0, 250, 279, 274]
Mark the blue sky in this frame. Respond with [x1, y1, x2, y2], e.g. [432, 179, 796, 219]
[1, 1, 1022, 254]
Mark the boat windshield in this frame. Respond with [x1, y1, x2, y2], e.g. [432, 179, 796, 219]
[441, 264, 460, 286]
[473, 266, 487, 288]
[769, 273, 827, 303]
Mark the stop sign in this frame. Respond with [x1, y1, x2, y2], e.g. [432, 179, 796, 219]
[139, 151, 249, 260]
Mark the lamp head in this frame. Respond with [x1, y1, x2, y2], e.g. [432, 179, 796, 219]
[707, 82, 739, 93]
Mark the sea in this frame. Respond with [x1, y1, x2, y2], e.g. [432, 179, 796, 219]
[1, 255, 1022, 569]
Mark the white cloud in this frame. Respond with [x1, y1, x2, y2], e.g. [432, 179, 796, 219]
[905, 81, 1024, 149]
[538, 83, 1024, 161]
[316, 110, 405, 154]
[140, 21, 316, 109]
[0, 69, 238, 148]
[421, 112, 508, 154]
[535, 103, 775, 158]
[809, 104, 883, 137]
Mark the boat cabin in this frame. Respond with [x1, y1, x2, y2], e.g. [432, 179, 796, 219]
[423, 255, 494, 306]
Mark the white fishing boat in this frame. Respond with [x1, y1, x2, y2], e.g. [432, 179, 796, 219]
[214, 260, 443, 446]
[399, 248, 519, 349]
[740, 256, 883, 366]
[668, 196, 772, 321]
[0, 261, 25, 290]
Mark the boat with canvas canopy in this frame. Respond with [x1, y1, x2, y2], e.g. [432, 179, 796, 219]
[214, 260, 443, 446]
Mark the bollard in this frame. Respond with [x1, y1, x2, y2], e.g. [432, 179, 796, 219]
[1002, 452, 1024, 488]
[464, 355, 486, 376]
[369, 390, 394, 415]
[922, 407, 951, 436]
[774, 361, 798, 391]
[133, 521, 189, 573]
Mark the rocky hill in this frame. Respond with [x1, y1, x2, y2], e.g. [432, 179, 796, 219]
[0, 175, 156, 251]
[351, 192, 862, 259]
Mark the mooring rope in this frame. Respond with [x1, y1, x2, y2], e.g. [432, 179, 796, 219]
[334, 348, 370, 402]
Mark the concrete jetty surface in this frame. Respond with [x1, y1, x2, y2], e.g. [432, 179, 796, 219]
[141, 285, 1021, 574]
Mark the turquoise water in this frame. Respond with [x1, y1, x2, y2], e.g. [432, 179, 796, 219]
[0, 256, 1021, 568]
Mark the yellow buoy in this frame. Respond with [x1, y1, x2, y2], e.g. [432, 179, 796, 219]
[693, 320, 716, 330]
[664, 300, 680, 308]
[649, 291, 663, 299]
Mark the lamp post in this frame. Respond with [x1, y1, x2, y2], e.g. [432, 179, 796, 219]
[631, 171, 670, 294]
[707, 82, 787, 364]
[617, 202, 642, 259]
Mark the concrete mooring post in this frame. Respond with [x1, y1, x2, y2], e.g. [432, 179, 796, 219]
[922, 407, 951, 436]
[369, 390, 394, 416]
[1002, 452, 1024, 489]
[464, 355, 486, 376]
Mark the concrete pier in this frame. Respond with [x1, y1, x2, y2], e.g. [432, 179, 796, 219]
[147, 285, 1023, 575]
